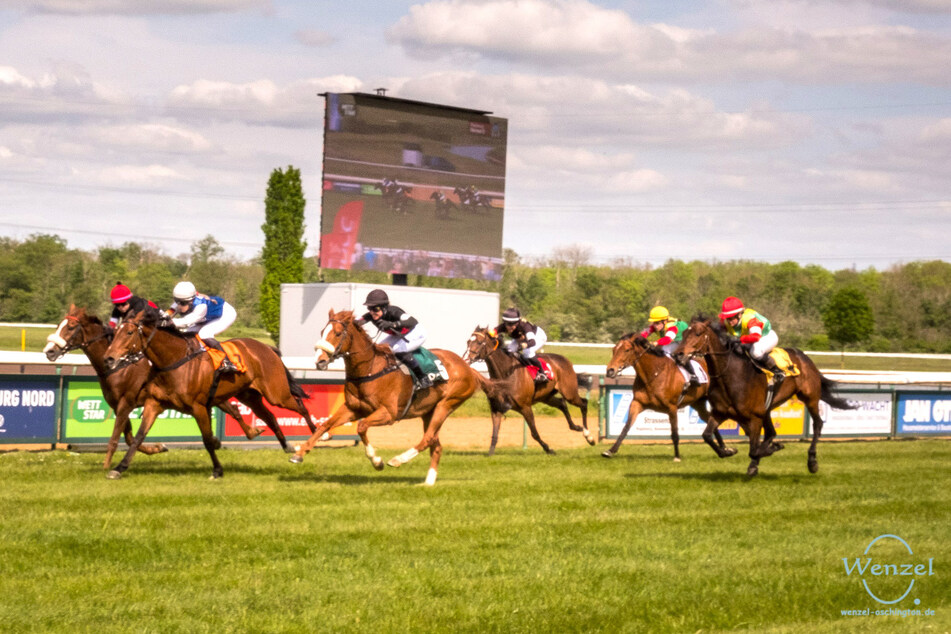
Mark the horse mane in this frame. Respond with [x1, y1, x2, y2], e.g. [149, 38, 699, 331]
[138, 308, 187, 338]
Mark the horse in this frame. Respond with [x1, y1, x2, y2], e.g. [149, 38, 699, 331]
[290, 309, 495, 485]
[43, 305, 168, 468]
[463, 326, 594, 455]
[102, 309, 319, 479]
[430, 190, 457, 219]
[675, 316, 854, 477]
[603, 333, 735, 461]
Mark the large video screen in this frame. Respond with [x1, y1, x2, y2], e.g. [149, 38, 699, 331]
[319, 93, 506, 281]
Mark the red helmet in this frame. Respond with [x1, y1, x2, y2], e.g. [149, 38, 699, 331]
[719, 296, 744, 319]
[110, 283, 133, 304]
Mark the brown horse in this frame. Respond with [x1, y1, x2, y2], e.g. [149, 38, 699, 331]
[463, 326, 594, 455]
[43, 305, 169, 468]
[44, 306, 267, 469]
[676, 316, 854, 477]
[290, 309, 491, 485]
[102, 309, 318, 479]
[603, 333, 735, 461]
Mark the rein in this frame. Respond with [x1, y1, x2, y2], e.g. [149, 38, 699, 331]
[58, 315, 143, 375]
[324, 318, 400, 384]
[125, 322, 203, 373]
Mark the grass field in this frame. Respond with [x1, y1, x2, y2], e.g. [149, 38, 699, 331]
[1, 441, 948, 633]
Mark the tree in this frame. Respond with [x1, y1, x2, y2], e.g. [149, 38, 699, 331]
[822, 287, 875, 355]
[260, 166, 307, 345]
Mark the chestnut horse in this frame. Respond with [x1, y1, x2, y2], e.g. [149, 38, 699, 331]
[676, 317, 853, 477]
[464, 326, 594, 455]
[603, 333, 735, 461]
[102, 309, 318, 479]
[291, 309, 492, 485]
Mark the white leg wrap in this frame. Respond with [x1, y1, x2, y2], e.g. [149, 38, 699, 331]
[396, 447, 419, 464]
[364, 444, 377, 459]
[424, 468, 438, 486]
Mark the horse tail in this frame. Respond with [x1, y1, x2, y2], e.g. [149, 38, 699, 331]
[469, 367, 511, 413]
[576, 372, 594, 398]
[282, 365, 309, 401]
[820, 374, 853, 410]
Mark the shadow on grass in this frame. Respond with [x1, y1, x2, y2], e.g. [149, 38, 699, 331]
[623, 470, 781, 482]
[279, 471, 424, 485]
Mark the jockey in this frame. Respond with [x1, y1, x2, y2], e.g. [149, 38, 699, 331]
[640, 306, 699, 385]
[356, 289, 433, 389]
[169, 281, 238, 372]
[494, 307, 548, 383]
[719, 296, 785, 384]
[108, 282, 158, 330]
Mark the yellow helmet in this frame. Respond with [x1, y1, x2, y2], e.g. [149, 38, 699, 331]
[648, 306, 669, 322]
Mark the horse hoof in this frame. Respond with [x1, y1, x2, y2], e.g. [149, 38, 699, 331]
[773, 442, 785, 451]
[673, 457, 681, 463]
[726, 448, 738, 457]
[209, 473, 222, 480]
[372, 457, 384, 471]
[288, 454, 303, 465]
[319, 432, 331, 442]
[387, 457, 402, 468]
[106, 470, 122, 480]
[158, 444, 168, 453]
[601, 451, 614, 459]
[746, 466, 759, 477]
[808, 460, 819, 474]
[246, 427, 263, 440]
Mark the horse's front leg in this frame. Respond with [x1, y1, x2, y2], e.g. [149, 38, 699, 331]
[289, 406, 356, 464]
[746, 417, 764, 477]
[488, 410, 502, 457]
[602, 397, 643, 458]
[192, 406, 224, 480]
[356, 408, 397, 471]
[666, 406, 681, 462]
[108, 400, 164, 480]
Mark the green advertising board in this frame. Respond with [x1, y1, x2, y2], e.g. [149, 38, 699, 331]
[63, 379, 205, 442]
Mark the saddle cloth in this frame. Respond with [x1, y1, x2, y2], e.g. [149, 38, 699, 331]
[676, 359, 709, 385]
[765, 348, 800, 378]
[398, 347, 449, 382]
[525, 358, 554, 381]
[202, 340, 247, 373]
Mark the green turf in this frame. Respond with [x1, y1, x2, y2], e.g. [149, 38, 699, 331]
[1, 441, 948, 633]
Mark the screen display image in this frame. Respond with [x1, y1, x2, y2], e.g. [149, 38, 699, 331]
[320, 93, 506, 281]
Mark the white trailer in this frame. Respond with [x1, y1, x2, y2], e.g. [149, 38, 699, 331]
[279, 283, 500, 359]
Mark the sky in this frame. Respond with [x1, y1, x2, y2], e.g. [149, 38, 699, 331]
[1, 0, 950, 270]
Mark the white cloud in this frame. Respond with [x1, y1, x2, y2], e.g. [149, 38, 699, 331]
[295, 29, 336, 47]
[71, 163, 187, 186]
[388, 0, 951, 85]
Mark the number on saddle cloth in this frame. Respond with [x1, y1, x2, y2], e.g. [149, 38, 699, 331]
[411, 347, 448, 382]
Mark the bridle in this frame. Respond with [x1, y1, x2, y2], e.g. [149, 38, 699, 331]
[609, 336, 651, 375]
[51, 315, 110, 353]
[316, 318, 353, 362]
[464, 330, 499, 364]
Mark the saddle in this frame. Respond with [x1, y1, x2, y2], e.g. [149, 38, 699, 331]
[202, 340, 246, 373]
[524, 358, 554, 382]
[397, 347, 448, 384]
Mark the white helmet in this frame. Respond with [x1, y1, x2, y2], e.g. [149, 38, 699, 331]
[173, 281, 196, 302]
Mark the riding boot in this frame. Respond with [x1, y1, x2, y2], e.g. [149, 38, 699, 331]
[397, 352, 432, 389]
[527, 356, 548, 383]
[680, 361, 702, 387]
[203, 338, 237, 373]
[763, 355, 786, 387]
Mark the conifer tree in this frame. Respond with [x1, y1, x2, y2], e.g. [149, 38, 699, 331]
[260, 166, 306, 346]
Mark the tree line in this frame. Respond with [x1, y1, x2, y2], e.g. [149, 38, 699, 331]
[1, 235, 949, 353]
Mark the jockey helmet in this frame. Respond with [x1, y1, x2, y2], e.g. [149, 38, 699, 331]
[648, 306, 669, 322]
[502, 307, 521, 323]
[110, 283, 133, 304]
[719, 296, 745, 319]
[173, 281, 197, 302]
[364, 289, 389, 307]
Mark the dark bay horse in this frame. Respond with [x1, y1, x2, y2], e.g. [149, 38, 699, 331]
[291, 309, 492, 485]
[464, 326, 594, 455]
[676, 317, 854, 476]
[603, 333, 734, 461]
[43, 305, 169, 468]
[102, 309, 317, 479]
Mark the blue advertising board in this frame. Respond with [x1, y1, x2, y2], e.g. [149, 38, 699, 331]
[896, 393, 951, 435]
[0, 376, 59, 443]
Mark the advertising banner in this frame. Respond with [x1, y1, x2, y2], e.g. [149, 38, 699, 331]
[222, 382, 347, 440]
[62, 379, 202, 442]
[605, 389, 713, 438]
[896, 393, 951, 435]
[737, 398, 806, 437]
[817, 392, 893, 435]
[0, 377, 58, 443]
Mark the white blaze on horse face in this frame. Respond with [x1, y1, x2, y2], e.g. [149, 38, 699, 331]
[44, 319, 70, 352]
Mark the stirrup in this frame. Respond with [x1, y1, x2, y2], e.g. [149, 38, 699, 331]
[415, 374, 433, 389]
[218, 358, 238, 374]
[534, 372, 549, 383]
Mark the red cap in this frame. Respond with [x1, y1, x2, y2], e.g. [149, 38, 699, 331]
[719, 296, 744, 319]
[110, 284, 133, 304]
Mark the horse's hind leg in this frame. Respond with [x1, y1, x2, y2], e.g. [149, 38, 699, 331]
[218, 398, 263, 440]
[545, 393, 594, 446]
[488, 410, 502, 457]
[806, 402, 824, 474]
[236, 389, 289, 451]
